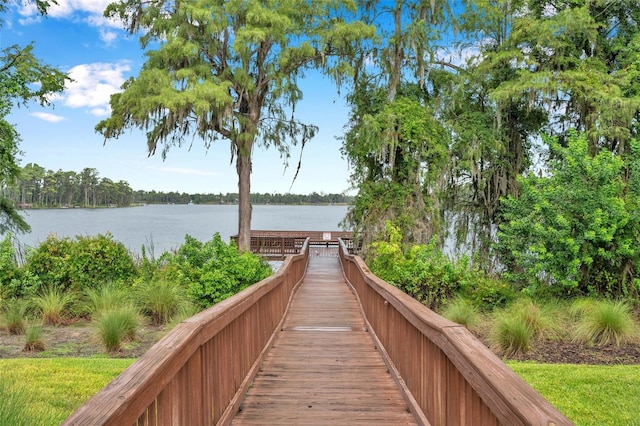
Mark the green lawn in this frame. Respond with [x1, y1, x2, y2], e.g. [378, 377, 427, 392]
[1, 358, 639, 425]
[508, 362, 640, 426]
[0, 358, 134, 425]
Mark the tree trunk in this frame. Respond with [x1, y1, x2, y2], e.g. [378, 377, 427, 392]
[236, 147, 252, 252]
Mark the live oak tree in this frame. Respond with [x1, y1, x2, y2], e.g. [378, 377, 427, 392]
[0, 0, 68, 233]
[98, 0, 372, 251]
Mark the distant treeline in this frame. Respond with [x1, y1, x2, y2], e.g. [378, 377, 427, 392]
[135, 191, 352, 205]
[2, 163, 352, 208]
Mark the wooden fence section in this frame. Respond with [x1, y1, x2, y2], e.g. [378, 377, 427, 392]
[337, 239, 573, 426]
[232, 230, 355, 258]
[62, 240, 311, 426]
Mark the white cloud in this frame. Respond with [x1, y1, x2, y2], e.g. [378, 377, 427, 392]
[99, 28, 118, 45]
[62, 62, 131, 115]
[31, 112, 66, 122]
[20, 0, 112, 19]
[18, 0, 122, 45]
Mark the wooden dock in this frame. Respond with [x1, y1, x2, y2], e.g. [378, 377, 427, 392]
[232, 256, 417, 425]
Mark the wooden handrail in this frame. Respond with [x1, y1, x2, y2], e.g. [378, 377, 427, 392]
[337, 239, 573, 426]
[63, 239, 310, 426]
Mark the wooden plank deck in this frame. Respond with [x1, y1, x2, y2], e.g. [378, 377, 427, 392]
[232, 256, 418, 425]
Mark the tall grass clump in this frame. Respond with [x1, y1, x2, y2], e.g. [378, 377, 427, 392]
[572, 300, 639, 346]
[1, 299, 28, 334]
[441, 297, 479, 329]
[489, 299, 562, 356]
[94, 307, 140, 353]
[83, 282, 129, 317]
[135, 280, 190, 325]
[23, 324, 45, 352]
[32, 286, 76, 325]
[490, 312, 532, 356]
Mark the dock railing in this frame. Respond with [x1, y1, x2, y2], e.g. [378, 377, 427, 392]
[63, 239, 310, 426]
[338, 238, 572, 426]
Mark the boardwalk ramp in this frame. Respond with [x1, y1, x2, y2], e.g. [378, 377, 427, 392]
[232, 256, 417, 424]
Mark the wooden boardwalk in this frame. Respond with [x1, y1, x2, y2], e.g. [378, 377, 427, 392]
[232, 256, 418, 425]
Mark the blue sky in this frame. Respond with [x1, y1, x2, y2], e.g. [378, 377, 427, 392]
[3, 1, 353, 195]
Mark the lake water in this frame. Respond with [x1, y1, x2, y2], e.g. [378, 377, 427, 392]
[13, 204, 350, 256]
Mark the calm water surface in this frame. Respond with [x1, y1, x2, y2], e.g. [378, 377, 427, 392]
[15, 204, 350, 255]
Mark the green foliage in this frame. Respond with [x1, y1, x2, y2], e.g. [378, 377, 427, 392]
[572, 300, 639, 346]
[94, 307, 140, 353]
[0, 235, 18, 295]
[369, 223, 468, 309]
[135, 280, 191, 325]
[343, 94, 449, 249]
[25, 233, 137, 292]
[441, 297, 479, 329]
[157, 234, 272, 309]
[32, 286, 77, 326]
[1, 298, 27, 335]
[496, 132, 640, 297]
[460, 271, 517, 311]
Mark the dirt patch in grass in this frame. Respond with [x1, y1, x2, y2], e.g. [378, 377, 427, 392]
[0, 320, 167, 359]
[505, 340, 640, 365]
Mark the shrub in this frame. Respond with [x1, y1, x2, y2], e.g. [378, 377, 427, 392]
[441, 297, 479, 329]
[369, 224, 468, 309]
[461, 273, 516, 311]
[0, 234, 19, 298]
[572, 300, 639, 346]
[135, 280, 190, 325]
[94, 307, 140, 353]
[32, 286, 76, 326]
[495, 132, 640, 297]
[25, 233, 137, 293]
[23, 324, 45, 352]
[158, 234, 272, 309]
[1, 299, 28, 335]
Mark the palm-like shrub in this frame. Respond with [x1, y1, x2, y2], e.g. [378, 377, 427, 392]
[32, 286, 76, 326]
[95, 307, 140, 353]
[572, 300, 638, 346]
[135, 280, 189, 325]
[1, 299, 28, 334]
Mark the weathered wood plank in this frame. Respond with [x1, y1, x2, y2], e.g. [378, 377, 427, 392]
[232, 257, 418, 425]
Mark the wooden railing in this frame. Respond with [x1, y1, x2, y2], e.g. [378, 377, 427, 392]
[63, 239, 310, 426]
[232, 230, 356, 258]
[338, 239, 572, 426]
